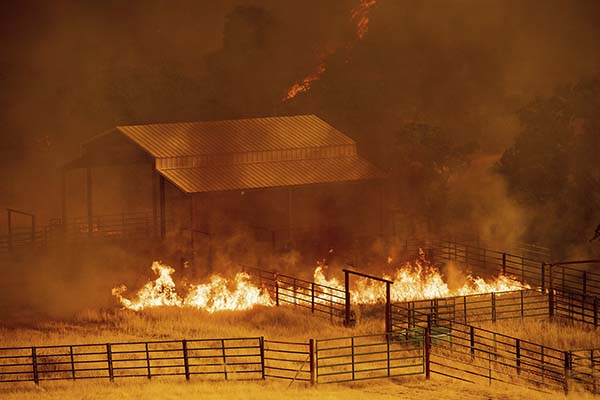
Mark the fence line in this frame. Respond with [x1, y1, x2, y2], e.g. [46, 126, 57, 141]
[0, 337, 267, 385]
[315, 332, 424, 383]
[242, 265, 346, 321]
[0, 211, 155, 253]
[391, 289, 550, 329]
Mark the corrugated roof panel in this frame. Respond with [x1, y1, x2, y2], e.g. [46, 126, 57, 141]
[159, 156, 383, 193]
[117, 115, 354, 158]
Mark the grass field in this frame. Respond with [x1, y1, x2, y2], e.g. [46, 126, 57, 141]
[0, 304, 597, 399]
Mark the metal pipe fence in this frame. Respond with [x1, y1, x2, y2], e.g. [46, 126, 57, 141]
[315, 332, 424, 383]
[397, 312, 570, 393]
[391, 289, 549, 329]
[0, 334, 428, 387]
[402, 237, 600, 309]
[0, 211, 155, 253]
[243, 265, 346, 321]
[0, 337, 266, 384]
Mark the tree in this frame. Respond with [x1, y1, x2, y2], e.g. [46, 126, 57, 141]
[497, 76, 600, 255]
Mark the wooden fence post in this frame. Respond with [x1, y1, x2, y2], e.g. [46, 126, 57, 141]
[385, 282, 392, 333]
[106, 344, 114, 382]
[351, 337, 355, 381]
[541, 263, 546, 291]
[275, 274, 279, 307]
[594, 297, 598, 329]
[31, 347, 39, 385]
[564, 351, 572, 394]
[470, 326, 475, 360]
[516, 339, 521, 375]
[145, 342, 151, 379]
[221, 339, 228, 380]
[182, 340, 190, 381]
[309, 339, 316, 385]
[70, 345, 75, 380]
[259, 337, 265, 380]
[502, 253, 506, 275]
[311, 282, 315, 314]
[549, 290, 555, 317]
[491, 292, 497, 322]
[345, 270, 351, 327]
[425, 314, 431, 379]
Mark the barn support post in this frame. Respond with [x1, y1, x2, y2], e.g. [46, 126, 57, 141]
[425, 314, 431, 379]
[345, 269, 351, 327]
[379, 181, 385, 237]
[287, 187, 293, 247]
[61, 167, 68, 234]
[189, 193, 195, 270]
[385, 281, 392, 334]
[159, 175, 166, 239]
[7, 209, 12, 252]
[152, 166, 158, 238]
[86, 166, 93, 238]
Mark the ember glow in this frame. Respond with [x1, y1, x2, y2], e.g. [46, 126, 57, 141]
[351, 0, 377, 40]
[283, 0, 377, 101]
[112, 261, 273, 312]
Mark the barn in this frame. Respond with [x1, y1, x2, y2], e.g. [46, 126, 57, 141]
[62, 114, 384, 271]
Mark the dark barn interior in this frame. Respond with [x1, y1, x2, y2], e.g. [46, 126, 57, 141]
[61, 114, 383, 275]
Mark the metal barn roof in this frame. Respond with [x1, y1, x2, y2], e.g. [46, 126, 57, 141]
[117, 115, 355, 158]
[161, 157, 381, 193]
[83, 114, 382, 193]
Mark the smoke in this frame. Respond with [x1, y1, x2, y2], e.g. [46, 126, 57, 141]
[2, 0, 600, 317]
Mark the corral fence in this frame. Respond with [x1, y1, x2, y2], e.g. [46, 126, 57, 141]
[242, 265, 346, 322]
[391, 289, 550, 329]
[396, 311, 585, 394]
[0, 334, 427, 387]
[315, 332, 423, 383]
[0, 337, 264, 385]
[400, 238, 600, 301]
[391, 287, 600, 330]
[0, 211, 156, 254]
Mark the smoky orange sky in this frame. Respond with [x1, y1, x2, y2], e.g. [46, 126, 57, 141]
[1, 0, 600, 231]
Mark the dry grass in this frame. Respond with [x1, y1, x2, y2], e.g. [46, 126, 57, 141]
[475, 317, 600, 350]
[0, 306, 596, 399]
[0, 374, 592, 400]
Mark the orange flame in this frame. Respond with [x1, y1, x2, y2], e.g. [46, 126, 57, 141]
[283, 0, 377, 101]
[114, 252, 529, 313]
[315, 250, 530, 304]
[351, 0, 377, 40]
[112, 262, 273, 313]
